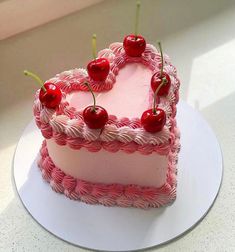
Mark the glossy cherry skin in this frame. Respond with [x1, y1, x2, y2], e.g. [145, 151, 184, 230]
[87, 58, 110, 81]
[123, 34, 146, 57]
[83, 105, 108, 129]
[141, 108, 166, 133]
[39, 83, 62, 109]
[151, 71, 171, 96]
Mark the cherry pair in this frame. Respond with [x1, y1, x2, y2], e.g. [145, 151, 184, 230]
[86, 1, 146, 83]
[24, 70, 107, 129]
[86, 32, 146, 82]
[141, 41, 171, 133]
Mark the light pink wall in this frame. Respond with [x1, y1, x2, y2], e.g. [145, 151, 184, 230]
[0, 0, 103, 40]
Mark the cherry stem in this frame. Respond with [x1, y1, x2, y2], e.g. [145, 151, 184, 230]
[157, 41, 164, 78]
[153, 78, 166, 114]
[84, 82, 96, 111]
[92, 34, 97, 59]
[23, 70, 46, 92]
[134, 1, 141, 39]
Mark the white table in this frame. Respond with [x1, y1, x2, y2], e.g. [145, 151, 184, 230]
[1, 0, 235, 251]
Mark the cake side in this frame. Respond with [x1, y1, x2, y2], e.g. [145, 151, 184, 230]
[46, 138, 168, 187]
[38, 132, 180, 209]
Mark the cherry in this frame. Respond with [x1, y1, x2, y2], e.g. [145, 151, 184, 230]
[151, 72, 171, 96]
[123, 1, 146, 57]
[87, 34, 110, 81]
[83, 82, 108, 129]
[24, 70, 62, 109]
[141, 108, 166, 133]
[123, 34, 146, 57]
[87, 58, 110, 81]
[141, 78, 167, 133]
[151, 42, 171, 96]
[39, 83, 62, 109]
[83, 106, 108, 129]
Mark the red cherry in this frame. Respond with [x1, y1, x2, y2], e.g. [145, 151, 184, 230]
[87, 58, 110, 81]
[141, 108, 166, 133]
[123, 34, 146, 57]
[151, 72, 171, 96]
[39, 83, 62, 109]
[83, 105, 108, 129]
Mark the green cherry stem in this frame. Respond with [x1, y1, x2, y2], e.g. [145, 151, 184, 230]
[134, 0, 141, 39]
[84, 82, 96, 111]
[157, 41, 164, 78]
[92, 34, 97, 59]
[153, 77, 166, 114]
[23, 70, 46, 92]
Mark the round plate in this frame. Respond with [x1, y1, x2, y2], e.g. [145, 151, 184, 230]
[13, 101, 223, 251]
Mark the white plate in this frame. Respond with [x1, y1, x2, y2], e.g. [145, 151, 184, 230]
[13, 101, 223, 251]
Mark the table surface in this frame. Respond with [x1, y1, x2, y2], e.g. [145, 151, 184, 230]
[1, 0, 235, 251]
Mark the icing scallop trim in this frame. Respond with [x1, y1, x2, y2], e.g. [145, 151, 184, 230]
[38, 137, 180, 209]
[33, 42, 180, 151]
[37, 116, 179, 155]
[49, 122, 179, 155]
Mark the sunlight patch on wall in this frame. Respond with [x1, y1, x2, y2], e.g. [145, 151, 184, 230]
[187, 39, 235, 109]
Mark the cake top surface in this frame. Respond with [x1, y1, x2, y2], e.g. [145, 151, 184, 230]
[68, 62, 152, 118]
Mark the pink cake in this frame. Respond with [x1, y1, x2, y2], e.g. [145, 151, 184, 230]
[33, 42, 180, 209]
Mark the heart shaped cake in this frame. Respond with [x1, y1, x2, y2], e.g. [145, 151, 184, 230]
[32, 40, 181, 209]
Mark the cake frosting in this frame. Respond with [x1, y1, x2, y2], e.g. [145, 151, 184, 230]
[33, 42, 181, 209]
